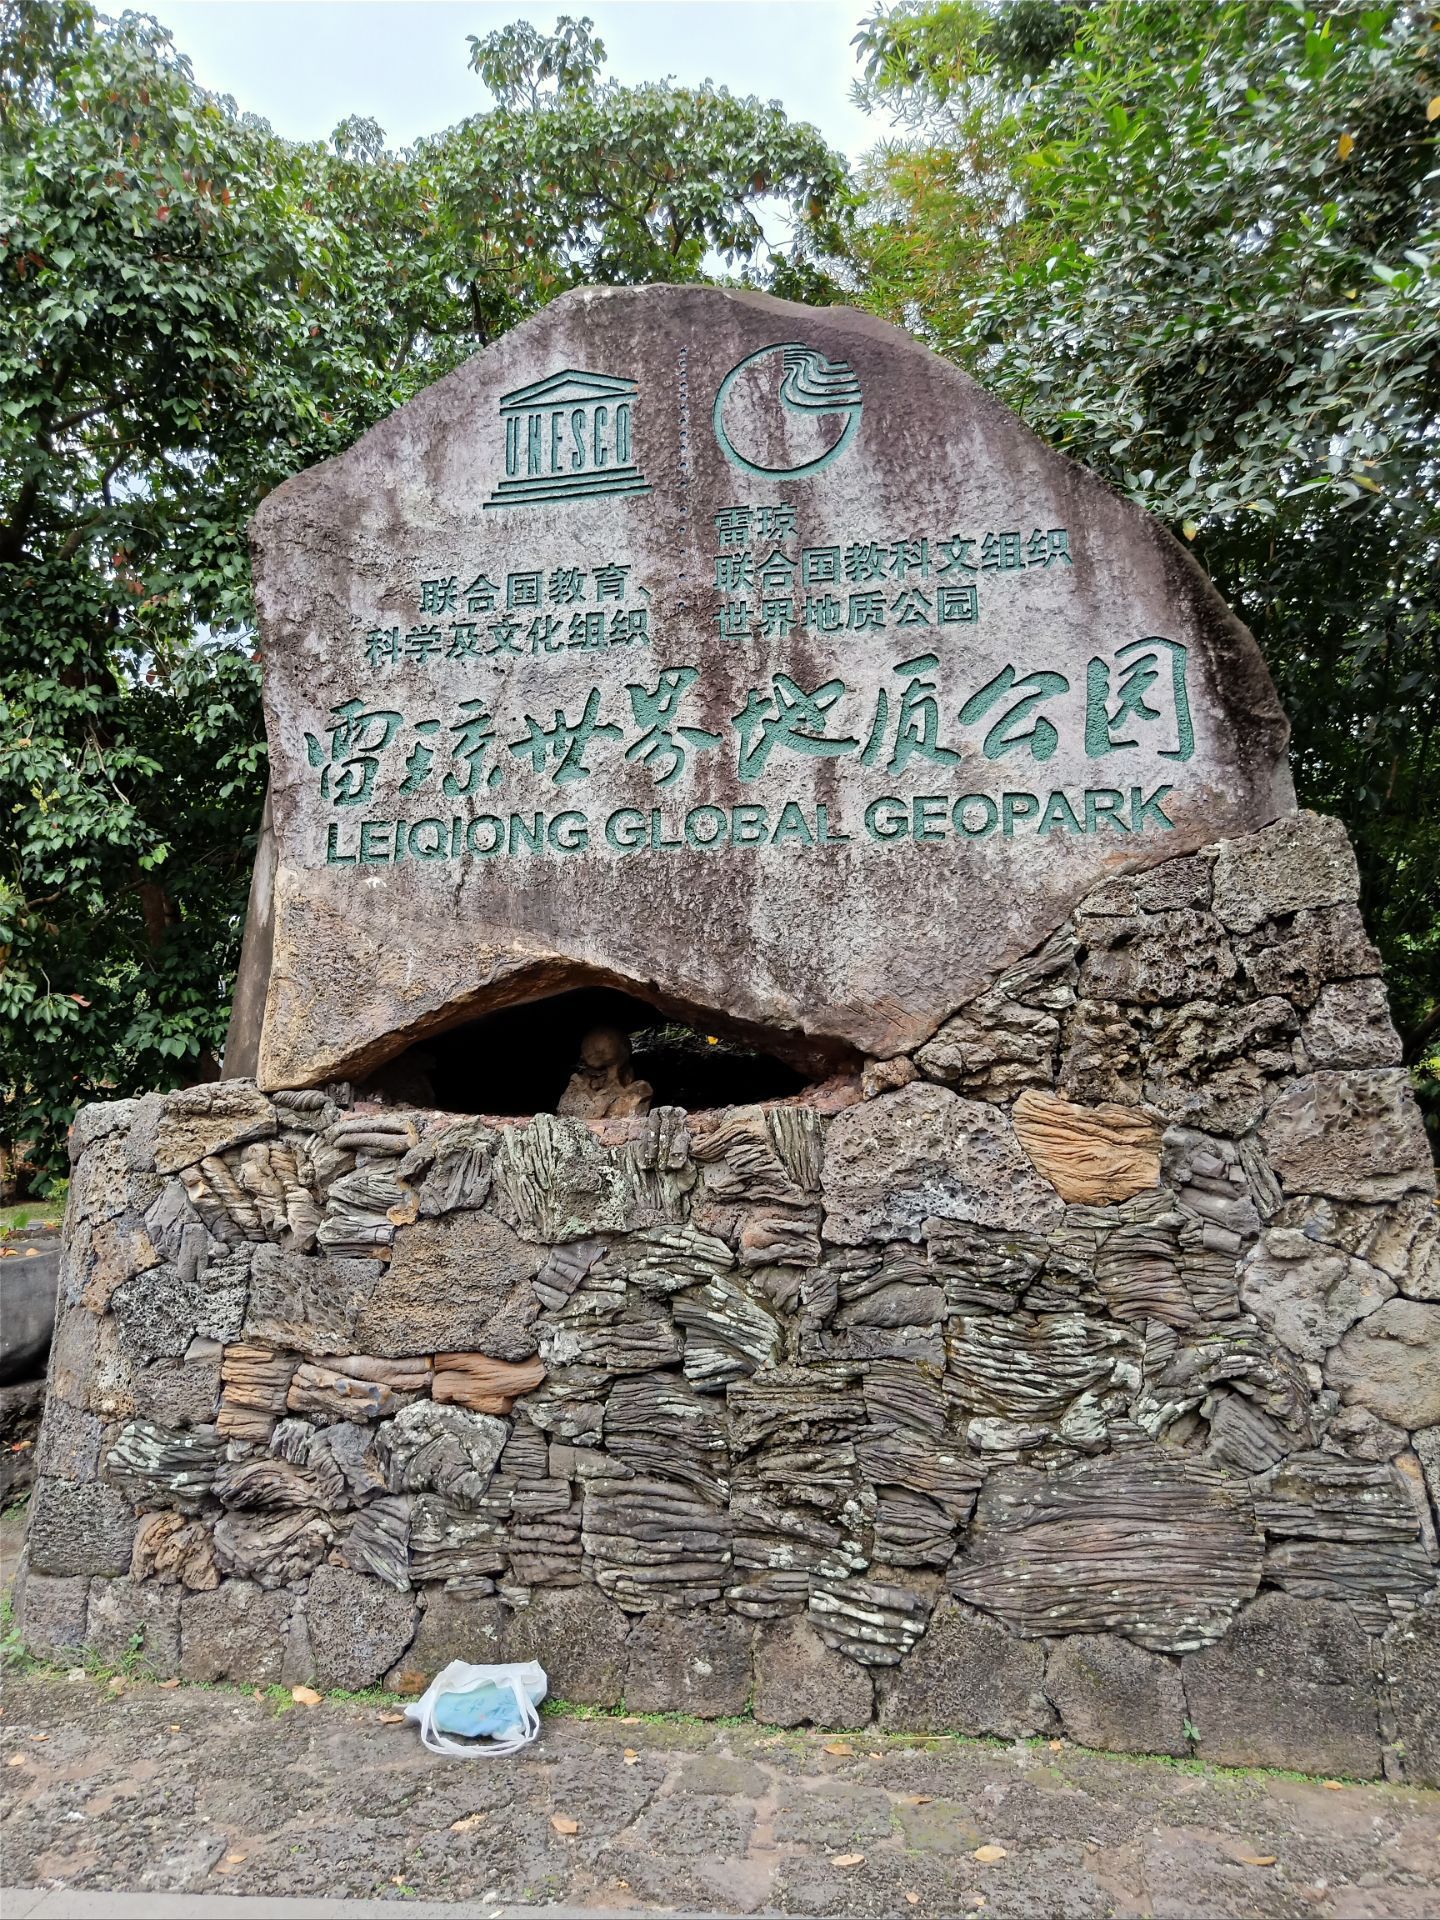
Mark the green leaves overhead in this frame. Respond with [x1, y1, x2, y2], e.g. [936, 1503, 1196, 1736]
[0, 4, 850, 1188]
[849, 0, 1440, 1092]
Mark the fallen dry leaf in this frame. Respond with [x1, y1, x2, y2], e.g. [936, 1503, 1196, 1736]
[1235, 1853, 1277, 1868]
[7, 1753, 27, 1767]
[905, 1896, 921, 1908]
[908, 1794, 933, 1806]
[823, 1741, 855, 1756]
[378, 1711, 407, 1725]
[225, 1852, 247, 1865]
[968, 1899, 987, 1913]
[973, 1844, 1008, 1864]
[159, 1677, 181, 1690]
[31, 1733, 47, 1743]
[106, 1676, 126, 1694]
[834, 1853, 865, 1867]
[623, 1748, 639, 1765]
[168, 1724, 181, 1732]
[618, 1714, 639, 1724]
[1322, 1780, 1345, 1791]
[449, 1813, 486, 1834]
[1047, 1738, 1064, 1750]
[290, 1686, 323, 1706]
[251, 1688, 265, 1701]
[551, 1814, 580, 1835]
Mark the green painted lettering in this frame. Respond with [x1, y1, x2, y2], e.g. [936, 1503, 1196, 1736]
[1038, 791, 1083, 834]
[1131, 784, 1175, 831]
[570, 408, 586, 471]
[650, 809, 685, 850]
[953, 795, 998, 837]
[816, 803, 851, 844]
[605, 807, 646, 851]
[772, 801, 815, 847]
[550, 810, 589, 852]
[509, 813, 544, 856]
[732, 804, 769, 846]
[1084, 789, 1131, 833]
[593, 405, 609, 468]
[466, 816, 504, 856]
[325, 822, 356, 865]
[358, 820, 391, 864]
[1001, 792, 1041, 836]
[685, 805, 727, 849]
[912, 795, 947, 843]
[409, 818, 446, 860]
[865, 796, 907, 842]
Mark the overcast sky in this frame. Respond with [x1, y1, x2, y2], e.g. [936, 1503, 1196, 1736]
[134, 2, 884, 163]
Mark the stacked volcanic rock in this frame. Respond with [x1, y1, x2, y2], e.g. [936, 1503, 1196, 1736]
[16, 814, 1439, 1785]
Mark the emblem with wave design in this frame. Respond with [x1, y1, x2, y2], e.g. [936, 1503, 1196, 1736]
[713, 341, 863, 479]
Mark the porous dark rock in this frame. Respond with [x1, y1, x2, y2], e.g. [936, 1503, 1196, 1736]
[386, 1588, 507, 1693]
[1326, 1301, 1440, 1431]
[14, 1563, 91, 1661]
[353, 1210, 540, 1357]
[301, 1565, 419, 1691]
[1182, 1592, 1380, 1777]
[1381, 1605, 1439, 1788]
[85, 1575, 182, 1676]
[179, 1580, 294, 1684]
[1212, 810, 1359, 929]
[26, 1477, 136, 1577]
[503, 1586, 631, 1707]
[751, 1616, 875, 1729]
[624, 1608, 753, 1717]
[822, 1083, 1063, 1244]
[1044, 1633, 1188, 1756]
[877, 1598, 1054, 1737]
[1259, 1071, 1435, 1206]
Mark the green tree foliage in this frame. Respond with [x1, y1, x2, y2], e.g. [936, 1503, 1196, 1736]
[850, 0, 1440, 1092]
[0, 1, 849, 1188]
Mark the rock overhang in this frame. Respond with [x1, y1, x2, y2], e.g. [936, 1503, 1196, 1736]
[232, 284, 1294, 1091]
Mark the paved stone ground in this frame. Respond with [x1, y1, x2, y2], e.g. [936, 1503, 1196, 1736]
[4, 1659, 1439, 1920]
[4, 1509, 1440, 1920]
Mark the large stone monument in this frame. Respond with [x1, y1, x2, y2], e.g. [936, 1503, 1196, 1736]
[19, 288, 1438, 1780]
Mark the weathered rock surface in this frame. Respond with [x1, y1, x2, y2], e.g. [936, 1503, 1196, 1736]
[26, 1478, 136, 1577]
[823, 1084, 1063, 1243]
[1326, 1301, 1440, 1430]
[503, 1587, 631, 1707]
[22, 796, 1439, 1777]
[1259, 1071, 1434, 1205]
[624, 1608, 753, 1718]
[1043, 1634, 1188, 1757]
[386, 1588, 506, 1692]
[179, 1581, 294, 1685]
[238, 286, 1292, 1087]
[1010, 1091, 1162, 1205]
[1212, 811, 1359, 934]
[877, 1598, 1053, 1737]
[751, 1616, 875, 1729]
[1382, 1605, 1440, 1788]
[301, 1565, 419, 1691]
[355, 1212, 540, 1356]
[1182, 1592, 1380, 1777]
[950, 1447, 1262, 1651]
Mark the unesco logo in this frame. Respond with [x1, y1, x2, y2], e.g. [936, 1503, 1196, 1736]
[712, 342, 864, 481]
[485, 369, 652, 510]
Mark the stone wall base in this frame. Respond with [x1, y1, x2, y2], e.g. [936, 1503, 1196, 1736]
[18, 813, 1439, 1783]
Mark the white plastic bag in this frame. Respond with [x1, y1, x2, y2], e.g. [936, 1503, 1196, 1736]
[404, 1658, 549, 1758]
